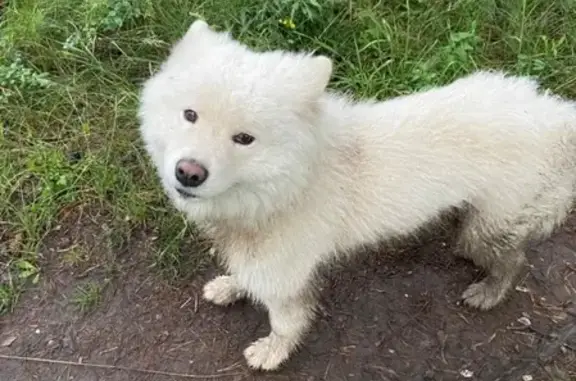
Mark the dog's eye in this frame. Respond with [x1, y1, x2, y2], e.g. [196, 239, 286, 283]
[232, 133, 255, 145]
[183, 109, 198, 123]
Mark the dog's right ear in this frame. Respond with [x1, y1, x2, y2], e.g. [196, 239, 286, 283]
[184, 20, 211, 39]
[180, 19, 232, 48]
[164, 19, 230, 65]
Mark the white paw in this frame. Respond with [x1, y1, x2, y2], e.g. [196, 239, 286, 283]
[243, 334, 292, 371]
[462, 280, 505, 310]
[202, 275, 243, 306]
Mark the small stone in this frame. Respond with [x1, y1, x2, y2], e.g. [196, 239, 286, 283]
[517, 316, 531, 326]
[1, 335, 17, 347]
[552, 311, 568, 321]
[460, 369, 473, 378]
[522, 375, 533, 381]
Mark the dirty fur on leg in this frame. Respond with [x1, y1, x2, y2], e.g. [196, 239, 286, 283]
[457, 211, 528, 309]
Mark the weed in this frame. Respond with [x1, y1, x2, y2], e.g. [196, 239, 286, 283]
[60, 245, 87, 267]
[151, 212, 211, 283]
[72, 281, 103, 312]
[0, 57, 52, 103]
[0, 278, 17, 315]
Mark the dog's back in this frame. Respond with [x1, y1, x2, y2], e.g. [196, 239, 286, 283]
[313, 70, 576, 310]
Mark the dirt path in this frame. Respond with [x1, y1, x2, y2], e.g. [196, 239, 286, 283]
[1, 211, 574, 380]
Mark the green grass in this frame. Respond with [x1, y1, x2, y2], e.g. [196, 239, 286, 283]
[72, 281, 104, 312]
[1, 0, 575, 314]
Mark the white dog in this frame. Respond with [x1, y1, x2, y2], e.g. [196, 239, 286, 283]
[138, 20, 576, 370]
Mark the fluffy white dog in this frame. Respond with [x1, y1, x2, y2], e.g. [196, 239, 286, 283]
[138, 20, 576, 370]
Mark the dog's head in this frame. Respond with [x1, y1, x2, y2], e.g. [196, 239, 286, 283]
[138, 20, 333, 221]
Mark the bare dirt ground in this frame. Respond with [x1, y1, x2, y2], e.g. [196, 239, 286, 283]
[1, 208, 575, 381]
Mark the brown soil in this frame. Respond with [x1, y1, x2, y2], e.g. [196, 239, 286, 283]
[1, 209, 575, 381]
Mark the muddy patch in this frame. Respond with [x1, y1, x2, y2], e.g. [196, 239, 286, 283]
[1, 211, 574, 380]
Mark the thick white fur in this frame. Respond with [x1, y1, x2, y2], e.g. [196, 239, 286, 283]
[139, 20, 576, 370]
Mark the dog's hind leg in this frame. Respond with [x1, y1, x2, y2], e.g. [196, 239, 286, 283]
[457, 182, 573, 310]
[457, 208, 528, 310]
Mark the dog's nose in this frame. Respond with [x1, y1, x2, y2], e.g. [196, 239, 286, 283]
[175, 159, 209, 187]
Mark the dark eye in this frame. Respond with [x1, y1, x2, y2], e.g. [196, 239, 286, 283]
[183, 109, 198, 123]
[232, 133, 255, 145]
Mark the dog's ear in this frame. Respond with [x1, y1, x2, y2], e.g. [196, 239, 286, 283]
[164, 19, 232, 67]
[306, 55, 333, 97]
[276, 54, 333, 103]
[179, 19, 234, 49]
[184, 19, 212, 39]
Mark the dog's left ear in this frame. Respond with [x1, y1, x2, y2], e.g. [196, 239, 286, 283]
[278, 54, 332, 103]
[305, 55, 333, 99]
[184, 19, 212, 39]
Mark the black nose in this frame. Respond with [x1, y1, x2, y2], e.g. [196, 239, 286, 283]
[175, 159, 209, 187]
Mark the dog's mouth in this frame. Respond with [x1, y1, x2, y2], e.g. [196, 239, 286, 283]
[176, 188, 197, 199]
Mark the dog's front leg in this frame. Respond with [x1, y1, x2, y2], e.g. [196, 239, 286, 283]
[244, 291, 314, 370]
[203, 275, 246, 306]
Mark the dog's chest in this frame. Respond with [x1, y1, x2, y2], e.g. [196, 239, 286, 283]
[203, 222, 268, 261]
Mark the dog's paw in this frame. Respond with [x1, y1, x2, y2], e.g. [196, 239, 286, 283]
[462, 280, 505, 310]
[203, 275, 243, 306]
[243, 334, 291, 371]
